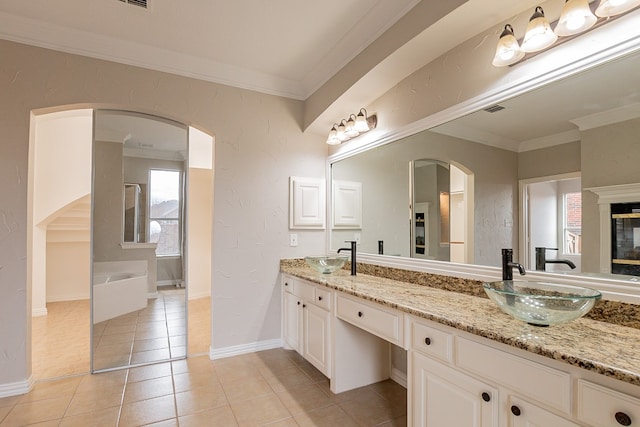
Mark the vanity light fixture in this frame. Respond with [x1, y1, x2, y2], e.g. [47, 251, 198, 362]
[596, 0, 640, 16]
[493, 1, 640, 67]
[521, 7, 558, 52]
[326, 108, 377, 145]
[492, 24, 525, 67]
[555, 0, 597, 36]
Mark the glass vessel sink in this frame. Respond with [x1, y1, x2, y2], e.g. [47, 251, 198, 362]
[304, 255, 349, 274]
[483, 280, 602, 326]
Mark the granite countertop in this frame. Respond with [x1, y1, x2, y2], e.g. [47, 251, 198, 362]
[280, 260, 640, 387]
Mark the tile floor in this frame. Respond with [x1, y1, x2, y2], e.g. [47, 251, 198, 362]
[32, 291, 211, 380]
[22, 292, 407, 426]
[1, 349, 407, 426]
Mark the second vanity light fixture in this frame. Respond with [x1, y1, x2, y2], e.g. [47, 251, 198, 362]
[327, 108, 378, 145]
[492, 0, 640, 67]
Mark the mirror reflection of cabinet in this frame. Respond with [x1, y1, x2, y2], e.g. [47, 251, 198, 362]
[413, 203, 429, 258]
[123, 183, 145, 243]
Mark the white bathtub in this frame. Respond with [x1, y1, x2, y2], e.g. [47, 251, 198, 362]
[93, 261, 148, 324]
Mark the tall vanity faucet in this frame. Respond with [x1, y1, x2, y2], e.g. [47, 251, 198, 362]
[338, 241, 357, 276]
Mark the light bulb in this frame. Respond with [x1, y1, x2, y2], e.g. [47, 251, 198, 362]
[596, 0, 640, 17]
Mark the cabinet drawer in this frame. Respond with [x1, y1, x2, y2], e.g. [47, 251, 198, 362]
[336, 294, 403, 345]
[456, 337, 571, 414]
[315, 288, 332, 311]
[283, 276, 294, 294]
[293, 279, 315, 301]
[577, 379, 640, 427]
[412, 320, 453, 363]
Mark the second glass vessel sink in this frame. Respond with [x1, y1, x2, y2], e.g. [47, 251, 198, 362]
[483, 280, 601, 326]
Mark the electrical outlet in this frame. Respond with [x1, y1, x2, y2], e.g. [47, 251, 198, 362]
[289, 233, 298, 247]
[354, 233, 361, 244]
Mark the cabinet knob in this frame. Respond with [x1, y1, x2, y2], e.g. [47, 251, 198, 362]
[285, 282, 289, 286]
[358, 311, 364, 317]
[297, 301, 300, 305]
[318, 296, 323, 301]
[511, 405, 521, 417]
[481, 392, 491, 402]
[303, 304, 306, 308]
[616, 412, 632, 426]
[424, 337, 431, 346]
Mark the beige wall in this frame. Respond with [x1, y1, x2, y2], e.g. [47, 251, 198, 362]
[518, 141, 581, 181]
[0, 39, 326, 388]
[46, 241, 90, 302]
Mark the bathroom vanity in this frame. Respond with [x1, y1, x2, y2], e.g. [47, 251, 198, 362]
[281, 260, 640, 427]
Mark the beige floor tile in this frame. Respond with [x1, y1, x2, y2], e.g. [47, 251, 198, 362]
[222, 377, 274, 404]
[230, 394, 291, 427]
[124, 375, 175, 403]
[179, 405, 238, 427]
[128, 362, 172, 383]
[0, 407, 11, 423]
[118, 394, 176, 426]
[18, 376, 81, 403]
[64, 383, 124, 416]
[339, 389, 405, 426]
[130, 348, 171, 364]
[260, 418, 299, 427]
[0, 396, 21, 409]
[0, 395, 72, 427]
[173, 370, 221, 394]
[293, 404, 360, 427]
[175, 386, 229, 416]
[76, 369, 127, 393]
[376, 415, 408, 427]
[58, 406, 120, 427]
[215, 362, 262, 386]
[143, 418, 179, 427]
[275, 383, 333, 415]
[262, 366, 313, 393]
[132, 337, 170, 353]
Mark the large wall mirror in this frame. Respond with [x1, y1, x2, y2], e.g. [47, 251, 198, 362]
[331, 47, 640, 283]
[92, 110, 188, 372]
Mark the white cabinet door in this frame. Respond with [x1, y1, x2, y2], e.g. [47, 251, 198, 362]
[303, 302, 330, 376]
[508, 396, 579, 427]
[412, 351, 498, 427]
[283, 291, 302, 354]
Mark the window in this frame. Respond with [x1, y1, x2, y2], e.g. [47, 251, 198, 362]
[148, 169, 181, 256]
[563, 192, 582, 255]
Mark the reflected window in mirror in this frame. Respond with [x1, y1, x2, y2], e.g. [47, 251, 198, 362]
[149, 169, 183, 256]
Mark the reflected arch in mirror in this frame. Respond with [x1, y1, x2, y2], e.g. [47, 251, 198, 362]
[411, 159, 474, 264]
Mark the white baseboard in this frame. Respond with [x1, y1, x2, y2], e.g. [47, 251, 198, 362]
[32, 307, 48, 317]
[391, 367, 408, 389]
[46, 293, 89, 303]
[188, 291, 211, 300]
[0, 376, 34, 398]
[209, 338, 283, 360]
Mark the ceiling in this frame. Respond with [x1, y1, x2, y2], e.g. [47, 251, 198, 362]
[0, 0, 418, 100]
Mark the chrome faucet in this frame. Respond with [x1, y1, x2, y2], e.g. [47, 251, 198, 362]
[535, 247, 576, 271]
[502, 248, 526, 280]
[337, 240, 357, 276]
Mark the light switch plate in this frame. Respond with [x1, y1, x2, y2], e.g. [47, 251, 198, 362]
[289, 233, 298, 247]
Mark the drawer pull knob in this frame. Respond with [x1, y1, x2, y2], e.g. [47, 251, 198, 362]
[318, 296, 323, 301]
[303, 304, 306, 308]
[424, 337, 431, 346]
[511, 405, 521, 417]
[285, 282, 289, 286]
[615, 412, 632, 426]
[481, 392, 491, 402]
[358, 311, 364, 317]
[297, 301, 301, 305]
